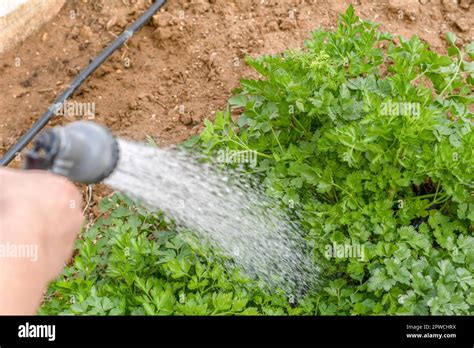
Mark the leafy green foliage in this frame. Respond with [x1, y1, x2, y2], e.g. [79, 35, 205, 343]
[41, 6, 473, 315]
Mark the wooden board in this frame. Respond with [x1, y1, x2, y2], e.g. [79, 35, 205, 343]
[0, 0, 65, 54]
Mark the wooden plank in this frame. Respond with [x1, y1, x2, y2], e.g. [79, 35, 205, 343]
[0, 0, 66, 54]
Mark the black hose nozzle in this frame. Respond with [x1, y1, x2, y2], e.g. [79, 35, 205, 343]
[23, 121, 119, 184]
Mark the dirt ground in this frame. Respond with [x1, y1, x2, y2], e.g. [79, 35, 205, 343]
[0, 0, 472, 216]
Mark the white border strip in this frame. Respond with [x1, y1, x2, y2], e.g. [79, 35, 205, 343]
[0, 0, 29, 17]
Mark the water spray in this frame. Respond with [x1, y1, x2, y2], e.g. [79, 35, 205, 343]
[20, 120, 317, 293]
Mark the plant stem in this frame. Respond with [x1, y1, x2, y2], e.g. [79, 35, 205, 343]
[270, 126, 284, 153]
[433, 181, 441, 201]
[439, 53, 463, 97]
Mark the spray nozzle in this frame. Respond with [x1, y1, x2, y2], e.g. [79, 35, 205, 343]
[24, 130, 61, 171]
[23, 121, 119, 184]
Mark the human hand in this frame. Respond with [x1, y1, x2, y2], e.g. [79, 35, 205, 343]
[0, 167, 83, 314]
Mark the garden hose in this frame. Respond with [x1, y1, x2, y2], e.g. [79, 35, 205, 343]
[23, 121, 119, 184]
[0, 0, 166, 166]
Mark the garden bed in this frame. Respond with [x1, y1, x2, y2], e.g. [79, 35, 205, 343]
[0, 0, 472, 316]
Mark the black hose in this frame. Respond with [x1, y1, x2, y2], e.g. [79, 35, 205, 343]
[0, 0, 166, 166]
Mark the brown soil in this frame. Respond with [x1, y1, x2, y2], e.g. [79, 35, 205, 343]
[0, 0, 472, 217]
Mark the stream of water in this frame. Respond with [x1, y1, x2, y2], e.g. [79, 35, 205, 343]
[104, 139, 317, 295]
